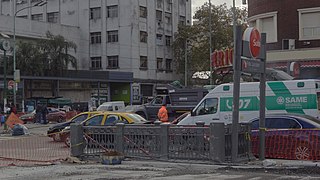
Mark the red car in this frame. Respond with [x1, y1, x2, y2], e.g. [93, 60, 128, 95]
[46, 107, 67, 123]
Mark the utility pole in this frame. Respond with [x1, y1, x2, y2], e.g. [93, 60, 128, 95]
[209, 0, 213, 85]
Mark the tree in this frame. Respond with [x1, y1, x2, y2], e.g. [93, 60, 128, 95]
[39, 31, 77, 76]
[172, 3, 247, 86]
[16, 41, 46, 76]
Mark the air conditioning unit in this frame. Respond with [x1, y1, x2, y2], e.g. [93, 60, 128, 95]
[282, 39, 295, 50]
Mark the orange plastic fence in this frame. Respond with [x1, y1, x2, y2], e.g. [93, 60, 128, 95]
[0, 135, 69, 166]
[251, 129, 320, 161]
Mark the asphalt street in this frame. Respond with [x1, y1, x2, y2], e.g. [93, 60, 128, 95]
[0, 123, 320, 179]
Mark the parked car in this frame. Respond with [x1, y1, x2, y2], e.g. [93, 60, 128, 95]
[19, 110, 36, 123]
[47, 111, 102, 141]
[61, 111, 151, 147]
[250, 113, 320, 160]
[46, 107, 67, 123]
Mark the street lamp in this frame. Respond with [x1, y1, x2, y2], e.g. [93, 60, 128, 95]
[13, 0, 47, 107]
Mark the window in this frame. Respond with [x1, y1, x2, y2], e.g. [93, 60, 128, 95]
[157, 0, 163, 9]
[107, 56, 119, 69]
[85, 115, 103, 126]
[17, 15, 28, 19]
[165, 35, 171, 46]
[166, 0, 172, 11]
[157, 58, 163, 70]
[31, 14, 43, 21]
[156, 10, 162, 21]
[104, 115, 120, 125]
[90, 32, 101, 44]
[107, 30, 118, 42]
[156, 34, 163, 45]
[107, 5, 118, 18]
[165, 12, 172, 24]
[267, 118, 301, 129]
[90, 7, 101, 19]
[91, 57, 101, 69]
[140, 6, 147, 18]
[179, 16, 186, 25]
[298, 8, 320, 40]
[152, 96, 163, 105]
[194, 98, 218, 116]
[165, 59, 172, 71]
[247, 11, 277, 43]
[140, 56, 148, 69]
[73, 114, 89, 123]
[47, 12, 59, 23]
[140, 31, 148, 43]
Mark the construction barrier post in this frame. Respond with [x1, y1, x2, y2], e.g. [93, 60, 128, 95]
[160, 123, 169, 160]
[115, 123, 125, 154]
[70, 123, 84, 157]
[210, 122, 225, 163]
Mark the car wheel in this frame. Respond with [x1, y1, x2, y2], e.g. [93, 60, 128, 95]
[64, 135, 71, 147]
[53, 133, 61, 142]
[57, 116, 64, 123]
[295, 145, 310, 160]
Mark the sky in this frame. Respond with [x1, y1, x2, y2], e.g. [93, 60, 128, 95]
[192, 0, 245, 16]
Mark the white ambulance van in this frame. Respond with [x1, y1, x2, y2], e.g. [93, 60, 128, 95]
[178, 79, 320, 125]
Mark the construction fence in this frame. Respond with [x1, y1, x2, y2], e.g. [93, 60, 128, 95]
[70, 122, 253, 163]
[0, 135, 69, 166]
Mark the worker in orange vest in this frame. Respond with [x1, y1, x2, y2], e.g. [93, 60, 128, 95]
[157, 103, 168, 123]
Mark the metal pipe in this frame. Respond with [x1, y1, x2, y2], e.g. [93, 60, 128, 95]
[209, 0, 213, 85]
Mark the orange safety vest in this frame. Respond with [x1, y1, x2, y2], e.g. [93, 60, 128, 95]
[158, 105, 168, 122]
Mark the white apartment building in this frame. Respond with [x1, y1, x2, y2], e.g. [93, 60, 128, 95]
[0, 0, 192, 106]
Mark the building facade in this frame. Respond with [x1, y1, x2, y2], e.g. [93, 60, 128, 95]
[0, 0, 191, 109]
[248, 0, 320, 79]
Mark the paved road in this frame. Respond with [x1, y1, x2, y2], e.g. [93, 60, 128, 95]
[0, 160, 320, 180]
[0, 123, 320, 179]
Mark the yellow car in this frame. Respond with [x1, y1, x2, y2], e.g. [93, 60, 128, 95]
[47, 111, 103, 141]
[60, 111, 151, 146]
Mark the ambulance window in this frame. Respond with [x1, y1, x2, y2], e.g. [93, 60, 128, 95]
[195, 98, 218, 115]
[317, 92, 320, 110]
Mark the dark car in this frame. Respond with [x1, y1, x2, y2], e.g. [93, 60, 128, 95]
[47, 111, 102, 141]
[250, 113, 320, 160]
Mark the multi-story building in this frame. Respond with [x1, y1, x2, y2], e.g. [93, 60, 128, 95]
[248, 0, 320, 79]
[0, 0, 191, 109]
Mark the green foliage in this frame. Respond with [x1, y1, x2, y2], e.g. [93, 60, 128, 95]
[16, 41, 46, 76]
[172, 3, 247, 85]
[16, 31, 77, 76]
[39, 31, 77, 76]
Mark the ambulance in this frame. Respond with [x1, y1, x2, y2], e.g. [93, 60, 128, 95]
[178, 79, 320, 125]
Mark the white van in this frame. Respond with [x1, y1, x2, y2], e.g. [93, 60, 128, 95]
[96, 101, 125, 111]
[178, 79, 320, 125]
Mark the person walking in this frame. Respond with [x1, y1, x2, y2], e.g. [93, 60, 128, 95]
[41, 105, 49, 124]
[157, 103, 168, 123]
[35, 103, 42, 123]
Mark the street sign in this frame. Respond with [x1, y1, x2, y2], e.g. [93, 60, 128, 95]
[242, 27, 261, 59]
[241, 58, 265, 73]
[8, 80, 14, 90]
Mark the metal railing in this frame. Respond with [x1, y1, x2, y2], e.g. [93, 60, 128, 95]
[70, 122, 252, 163]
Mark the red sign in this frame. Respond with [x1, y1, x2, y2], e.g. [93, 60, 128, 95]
[211, 48, 233, 69]
[8, 80, 14, 90]
[243, 27, 261, 59]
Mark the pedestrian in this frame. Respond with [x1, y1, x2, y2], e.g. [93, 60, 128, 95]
[41, 105, 49, 124]
[10, 103, 17, 114]
[35, 103, 42, 123]
[157, 102, 168, 123]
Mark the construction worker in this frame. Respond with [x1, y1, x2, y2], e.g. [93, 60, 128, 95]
[157, 103, 168, 123]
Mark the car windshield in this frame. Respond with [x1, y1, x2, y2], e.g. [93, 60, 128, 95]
[97, 105, 112, 111]
[126, 114, 148, 123]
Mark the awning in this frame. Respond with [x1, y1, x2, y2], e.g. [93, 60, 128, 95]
[267, 60, 320, 69]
